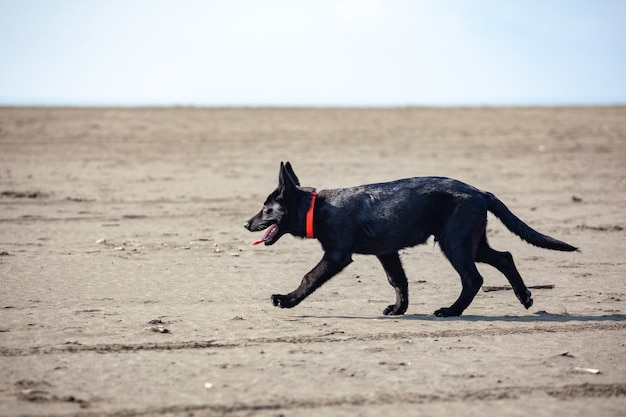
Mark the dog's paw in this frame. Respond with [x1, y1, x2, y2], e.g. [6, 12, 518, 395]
[516, 289, 533, 309]
[434, 307, 461, 317]
[271, 294, 296, 309]
[383, 304, 407, 316]
[523, 296, 534, 309]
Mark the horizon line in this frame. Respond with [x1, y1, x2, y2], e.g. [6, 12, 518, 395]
[2, 100, 625, 109]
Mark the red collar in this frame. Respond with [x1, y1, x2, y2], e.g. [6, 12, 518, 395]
[306, 192, 317, 239]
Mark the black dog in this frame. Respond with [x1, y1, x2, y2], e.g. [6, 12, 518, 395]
[245, 162, 577, 317]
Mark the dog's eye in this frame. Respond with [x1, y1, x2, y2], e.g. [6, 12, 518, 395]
[263, 207, 273, 214]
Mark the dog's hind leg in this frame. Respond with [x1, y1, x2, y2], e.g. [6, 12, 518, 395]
[435, 248, 484, 317]
[377, 252, 409, 315]
[475, 234, 533, 309]
[435, 201, 486, 317]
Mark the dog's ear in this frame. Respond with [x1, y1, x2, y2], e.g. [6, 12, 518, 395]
[278, 161, 298, 191]
[284, 161, 300, 186]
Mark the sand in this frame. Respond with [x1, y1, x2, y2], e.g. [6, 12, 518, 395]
[0, 106, 625, 416]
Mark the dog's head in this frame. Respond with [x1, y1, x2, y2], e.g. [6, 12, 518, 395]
[244, 161, 307, 246]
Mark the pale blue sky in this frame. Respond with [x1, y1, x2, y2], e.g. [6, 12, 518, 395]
[1, 0, 625, 106]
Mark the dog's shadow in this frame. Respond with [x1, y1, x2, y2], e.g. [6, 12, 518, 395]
[399, 312, 626, 323]
[299, 312, 626, 323]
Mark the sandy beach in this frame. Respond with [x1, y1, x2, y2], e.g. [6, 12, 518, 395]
[1, 106, 625, 416]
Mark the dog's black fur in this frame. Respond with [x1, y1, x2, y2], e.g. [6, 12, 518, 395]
[245, 162, 577, 317]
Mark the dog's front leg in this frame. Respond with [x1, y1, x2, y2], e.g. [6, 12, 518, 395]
[272, 252, 352, 309]
[377, 252, 409, 315]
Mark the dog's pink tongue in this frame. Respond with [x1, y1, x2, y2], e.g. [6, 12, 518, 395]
[252, 224, 276, 246]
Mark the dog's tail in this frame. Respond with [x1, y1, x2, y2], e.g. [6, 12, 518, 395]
[483, 192, 578, 252]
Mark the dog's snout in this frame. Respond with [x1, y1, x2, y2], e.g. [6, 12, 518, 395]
[244, 221, 250, 230]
